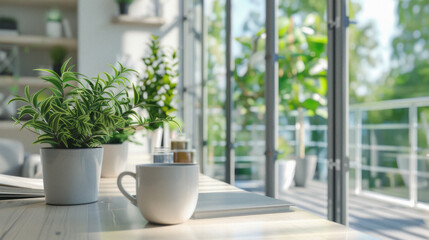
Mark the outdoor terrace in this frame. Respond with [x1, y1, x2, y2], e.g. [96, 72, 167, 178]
[279, 180, 429, 240]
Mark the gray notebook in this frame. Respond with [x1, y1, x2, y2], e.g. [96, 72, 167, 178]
[193, 191, 292, 219]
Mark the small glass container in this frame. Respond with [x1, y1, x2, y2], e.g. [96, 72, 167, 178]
[152, 147, 173, 163]
[171, 135, 189, 150]
[172, 149, 196, 164]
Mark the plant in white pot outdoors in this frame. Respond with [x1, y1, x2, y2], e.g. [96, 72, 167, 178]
[278, 14, 328, 187]
[135, 35, 179, 151]
[8, 59, 154, 205]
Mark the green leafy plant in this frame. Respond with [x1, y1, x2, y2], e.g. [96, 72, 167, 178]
[106, 128, 137, 144]
[135, 35, 179, 131]
[46, 9, 62, 22]
[9, 58, 174, 148]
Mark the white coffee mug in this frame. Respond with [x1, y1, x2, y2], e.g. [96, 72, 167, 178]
[117, 163, 199, 225]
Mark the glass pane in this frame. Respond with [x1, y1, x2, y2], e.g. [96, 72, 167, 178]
[349, 0, 429, 238]
[232, 0, 266, 192]
[275, 0, 329, 220]
[204, 0, 227, 180]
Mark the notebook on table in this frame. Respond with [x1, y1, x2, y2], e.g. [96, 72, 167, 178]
[0, 174, 44, 199]
[193, 191, 293, 219]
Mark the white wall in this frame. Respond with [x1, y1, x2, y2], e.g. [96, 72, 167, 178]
[78, 0, 180, 154]
[78, 0, 179, 77]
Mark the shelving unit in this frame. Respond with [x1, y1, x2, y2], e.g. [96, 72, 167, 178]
[0, 0, 79, 126]
[111, 16, 166, 27]
[0, 0, 77, 9]
[0, 76, 48, 87]
[0, 35, 77, 50]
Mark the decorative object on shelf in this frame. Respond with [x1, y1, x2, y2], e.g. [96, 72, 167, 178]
[117, 163, 199, 225]
[0, 47, 18, 76]
[0, 17, 18, 36]
[115, 0, 134, 15]
[0, 88, 17, 120]
[62, 18, 73, 38]
[0, 45, 19, 120]
[45, 9, 62, 38]
[9, 59, 175, 205]
[50, 46, 67, 75]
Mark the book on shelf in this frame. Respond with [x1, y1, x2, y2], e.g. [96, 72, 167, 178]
[0, 174, 44, 199]
[192, 191, 293, 219]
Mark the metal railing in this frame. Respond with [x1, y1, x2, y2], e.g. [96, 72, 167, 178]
[207, 97, 429, 208]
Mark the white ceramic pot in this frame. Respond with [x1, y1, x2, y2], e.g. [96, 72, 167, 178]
[46, 21, 62, 38]
[294, 155, 318, 187]
[276, 159, 296, 194]
[40, 147, 103, 205]
[101, 142, 129, 178]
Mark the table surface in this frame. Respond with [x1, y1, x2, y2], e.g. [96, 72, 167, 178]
[0, 175, 376, 240]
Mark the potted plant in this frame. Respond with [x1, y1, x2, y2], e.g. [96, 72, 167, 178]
[0, 17, 18, 36]
[8, 59, 157, 205]
[50, 46, 67, 76]
[135, 35, 179, 151]
[101, 129, 135, 177]
[100, 65, 140, 178]
[115, 0, 134, 15]
[46, 9, 62, 38]
[277, 14, 327, 187]
[100, 63, 175, 177]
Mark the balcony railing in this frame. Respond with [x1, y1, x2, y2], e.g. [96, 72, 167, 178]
[207, 97, 429, 209]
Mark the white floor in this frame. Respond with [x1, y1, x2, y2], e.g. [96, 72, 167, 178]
[236, 180, 429, 240]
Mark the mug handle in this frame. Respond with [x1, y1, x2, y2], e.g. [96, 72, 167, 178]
[117, 171, 137, 206]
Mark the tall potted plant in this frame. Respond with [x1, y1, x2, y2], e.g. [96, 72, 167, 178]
[8, 59, 152, 205]
[135, 35, 178, 151]
[278, 14, 327, 187]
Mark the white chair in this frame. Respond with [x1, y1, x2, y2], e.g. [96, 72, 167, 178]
[0, 138, 42, 178]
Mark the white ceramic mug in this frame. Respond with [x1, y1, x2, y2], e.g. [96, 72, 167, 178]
[117, 163, 199, 225]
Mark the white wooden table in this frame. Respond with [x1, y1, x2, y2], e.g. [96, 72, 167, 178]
[0, 175, 376, 239]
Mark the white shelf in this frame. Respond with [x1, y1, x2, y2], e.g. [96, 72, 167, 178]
[0, 76, 48, 87]
[0, 35, 77, 50]
[0, 0, 77, 9]
[111, 16, 166, 27]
